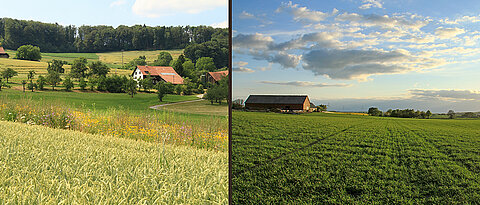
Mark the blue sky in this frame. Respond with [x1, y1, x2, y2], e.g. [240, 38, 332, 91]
[0, 0, 227, 28]
[233, 0, 480, 112]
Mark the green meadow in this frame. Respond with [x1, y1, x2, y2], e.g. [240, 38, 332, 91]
[233, 111, 480, 204]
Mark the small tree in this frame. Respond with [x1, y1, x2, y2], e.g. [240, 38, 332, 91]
[447, 110, 456, 119]
[142, 76, 154, 92]
[88, 77, 97, 91]
[63, 77, 74, 91]
[46, 71, 62, 90]
[368, 107, 383, 116]
[88, 61, 110, 77]
[37, 75, 46, 90]
[196, 57, 216, 72]
[70, 57, 88, 79]
[79, 77, 87, 90]
[27, 70, 36, 92]
[124, 78, 137, 98]
[317, 104, 327, 112]
[47, 59, 66, 73]
[21, 80, 26, 92]
[156, 82, 173, 102]
[426, 110, 432, 119]
[15, 45, 41, 61]
[173, 55, 186, 76]
[153, 52, 173, 66]
[1, 68, 18, 83]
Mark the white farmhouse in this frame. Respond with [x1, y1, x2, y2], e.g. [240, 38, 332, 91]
[132, 66, 184, 85]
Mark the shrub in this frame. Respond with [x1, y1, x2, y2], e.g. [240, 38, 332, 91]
[15, 45, 42, 61]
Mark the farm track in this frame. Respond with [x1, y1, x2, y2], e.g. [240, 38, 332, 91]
[234, 121, 371, 177]
[149, 99, 204, 109]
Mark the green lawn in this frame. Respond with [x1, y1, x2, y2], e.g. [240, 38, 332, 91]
[233, 111, 480, 204]
[0, 89, 198, 112]
[0, 120, 227, 204]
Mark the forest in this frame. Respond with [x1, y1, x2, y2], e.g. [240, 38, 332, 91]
[0, 18, 227, 54]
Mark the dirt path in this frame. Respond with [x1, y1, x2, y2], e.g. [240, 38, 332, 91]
[149, 95, 204, 110]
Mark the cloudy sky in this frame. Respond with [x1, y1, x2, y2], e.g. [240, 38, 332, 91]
[233, 0, 480, 112]
[0, 0, 227, 28]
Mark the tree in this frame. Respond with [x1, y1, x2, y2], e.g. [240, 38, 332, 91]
[204, 77, 228, 104]
[46, 71, 62, 90]
[79, 78, 87, 90]
[124, 78, 137, 98]
[21, 80, 26, 92]
[89, 61, 110, 77]
[426, 110, 432, 119]
[173, 54, 185, 76]
[125, 56, 146, 70]
[182, 60, 198, 82]
[37, 75, 46, 90]
[156, 82, 173, 102]
[142, 76, 154, 92]
[153, 51, 173, 66]
[368, 107, 383, 116]
[27, 70, 35, 92]
[462, 112, 478, 118]
[63, 77, 74, 91]
[70, 57, 88, 79]
[447, 110, 456, 119]
[47, 59, 66, 73]
[15, 45, 41, 61]
[195, 57, 216, 72]
[88, 77, 97, 91]
[1, 68, 18, 83]
[317, 104, 327, 112]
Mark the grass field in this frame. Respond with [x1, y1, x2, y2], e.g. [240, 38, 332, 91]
[0, 121, 227, 204]
[159, 100, 228, 117]
[232, 111, 480, 204]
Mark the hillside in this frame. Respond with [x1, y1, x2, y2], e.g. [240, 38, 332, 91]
[0, 121, 227, 204]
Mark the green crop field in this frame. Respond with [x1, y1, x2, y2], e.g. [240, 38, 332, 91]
[232, 111, 480, 204]
[0, 120, 227, 204]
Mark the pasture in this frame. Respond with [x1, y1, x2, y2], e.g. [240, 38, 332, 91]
[0, 121, 227, 204]
[232, 111, 480, 204]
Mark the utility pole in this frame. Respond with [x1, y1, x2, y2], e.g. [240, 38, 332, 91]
[120, 49, 124, 75]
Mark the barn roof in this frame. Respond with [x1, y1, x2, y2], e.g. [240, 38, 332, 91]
[134, 66, 184, 84]
[208, 70, 228, 82]
[245, 95, 309, 104]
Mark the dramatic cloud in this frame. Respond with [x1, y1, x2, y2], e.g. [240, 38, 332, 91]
[110, 0, 126, 7]
[132, 0, 226, 17]
[233, 33, 274, 51]
[270, 32, 343, 50]
[276, 1, 333, 22]
[302, 49, 416, 80]
[260, 81, 350, 87]
[435, 27, 465, 39]
[359, 0, 383, 9]
[335, 12, 429, 31]
[410, 89, 480, 101]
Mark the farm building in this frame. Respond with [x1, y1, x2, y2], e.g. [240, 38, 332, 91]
[206, 70, 228, 84]
[132, 66, 184, 85]
[0, 47, 9, 58]
[244, 95, 311, 111]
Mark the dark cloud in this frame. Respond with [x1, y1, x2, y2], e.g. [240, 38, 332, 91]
[410, 89, 480, 100]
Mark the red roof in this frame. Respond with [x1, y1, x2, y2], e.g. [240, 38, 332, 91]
[135, 66, 184, 84]
[0, 47, 6, 54]
[208, 70, 229, 82]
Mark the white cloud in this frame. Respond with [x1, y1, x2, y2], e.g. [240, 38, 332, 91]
[435, 27, 465, 39]
[132, 0, 226, 17]
[276, 1, 331, 22]
[441, 15, 480, 24]
[359, 0, 383, 9]
[335, 12, 429, 31]
[233, 33, 274, 51]
[239, 11, 255, 19]
[110, 0, 126, 7]
[233, 61, 255, 73]
[210, 20, 228, 28]
[260, 81, 351, 87]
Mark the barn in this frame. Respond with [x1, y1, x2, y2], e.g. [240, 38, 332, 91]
[244, 95, 311, 111]
[132, 66, 184, 85]
[0, 47, 9, 58]
[206, 70, 228, 84]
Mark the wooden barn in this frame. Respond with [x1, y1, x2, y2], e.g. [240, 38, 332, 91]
[132, 66, 184, 85]
[206, 70, 228, 84]
[0, 47, 9, 58]
[244, 95, 311, 111]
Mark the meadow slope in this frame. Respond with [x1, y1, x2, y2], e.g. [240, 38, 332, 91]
[232, 112, 480, 204]
[0, 121, 227, 204]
